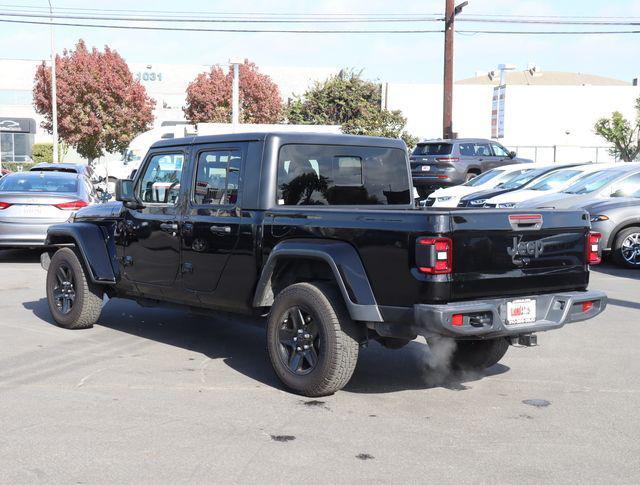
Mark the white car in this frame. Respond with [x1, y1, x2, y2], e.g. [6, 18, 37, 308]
[484, 163, 617, 208]
[425, 163, 542, 208]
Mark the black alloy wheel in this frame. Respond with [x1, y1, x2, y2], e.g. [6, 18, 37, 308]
[277, 306, 321, 375]
[52, 264, 76, 314]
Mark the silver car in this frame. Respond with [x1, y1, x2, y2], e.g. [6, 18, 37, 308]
[585, 192, 640, 268]
[0, 171, 97, 248]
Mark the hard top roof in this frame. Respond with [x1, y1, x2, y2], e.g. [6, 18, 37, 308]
[150, 132, 407, 150]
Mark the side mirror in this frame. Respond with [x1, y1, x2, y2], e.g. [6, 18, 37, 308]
[508, 151, 516, 159]
[115, 179, 141, 208]
[611, 189, 626, 198]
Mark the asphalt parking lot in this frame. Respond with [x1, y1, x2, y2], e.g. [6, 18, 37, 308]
[0, 249, 639, 484]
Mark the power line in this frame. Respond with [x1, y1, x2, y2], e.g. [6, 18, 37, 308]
[0, 18, 445, 33]
[0, 11, 444, 23]
[1, 17, 638, 35]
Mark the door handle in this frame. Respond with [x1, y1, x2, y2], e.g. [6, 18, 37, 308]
[160, 223, 179, 235]
[210, 225, 231, 234]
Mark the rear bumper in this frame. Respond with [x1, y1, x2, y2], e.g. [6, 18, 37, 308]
[374, 290, 607, 339]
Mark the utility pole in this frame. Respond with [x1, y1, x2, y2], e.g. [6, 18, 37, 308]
[442, 0, 467, 140]
[48, 0, 59, 163]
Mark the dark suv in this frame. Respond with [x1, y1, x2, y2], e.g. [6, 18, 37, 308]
[410, 138, 532, 197]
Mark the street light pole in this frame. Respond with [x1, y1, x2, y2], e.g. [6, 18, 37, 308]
[48, 0, 59, 163]
[442, 0, 467, 140]
[229, 58, 242, 130]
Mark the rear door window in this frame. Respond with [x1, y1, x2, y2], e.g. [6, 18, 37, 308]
[277, 144, 410, 206]
[459, 142, 491, 157]
[192, 149, 242, 205]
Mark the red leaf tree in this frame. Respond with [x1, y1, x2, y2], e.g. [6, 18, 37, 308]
[33, 40, 155, 162]
[184, 60, 282, 124]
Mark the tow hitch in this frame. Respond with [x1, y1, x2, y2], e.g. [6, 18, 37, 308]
[510, 334, 538, 347]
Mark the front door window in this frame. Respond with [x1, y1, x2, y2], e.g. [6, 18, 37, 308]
[138, 153, 184, 204]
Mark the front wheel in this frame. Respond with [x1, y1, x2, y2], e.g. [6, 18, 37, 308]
[612, 227, 640, 268]
[266, 282, 360, 397]
[46, 247, 103, 329]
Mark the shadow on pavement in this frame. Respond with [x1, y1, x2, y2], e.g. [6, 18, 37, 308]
[591, 261, 640, 280]
[0, 249, 43, 264]
[23, 296, 509, 395]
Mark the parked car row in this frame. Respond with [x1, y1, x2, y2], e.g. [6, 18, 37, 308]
[419, 159, 640, 268]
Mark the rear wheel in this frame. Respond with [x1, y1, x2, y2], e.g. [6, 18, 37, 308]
[613, 227, 640, 268]
[266, 282, 360, 397]
[46, 247, 103, 329]
[465, 172, 480, 183]
[450, 338, 509, 371]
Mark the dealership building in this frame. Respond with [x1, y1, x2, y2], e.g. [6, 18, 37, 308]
[1, 58, 638, 165]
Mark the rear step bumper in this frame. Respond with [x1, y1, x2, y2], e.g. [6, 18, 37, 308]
[412, 290, 607, 339]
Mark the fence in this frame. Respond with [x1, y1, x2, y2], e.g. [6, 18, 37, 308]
[510, 145, 615, 164]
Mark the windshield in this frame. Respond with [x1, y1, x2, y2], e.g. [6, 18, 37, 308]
[500, 168, 547, 189]
[563, 170, 625, 194]
[528, 169, 582, 191]
[463, 169, 505, 187]
[412, 143, 452, 156]
[0, 173, 78, 193]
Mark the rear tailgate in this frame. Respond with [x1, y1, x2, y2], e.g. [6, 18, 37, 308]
[448, 209, 590, 300]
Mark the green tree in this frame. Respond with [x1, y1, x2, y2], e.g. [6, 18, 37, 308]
[286, 69, 417, 148]
[594, 99, 640, 162]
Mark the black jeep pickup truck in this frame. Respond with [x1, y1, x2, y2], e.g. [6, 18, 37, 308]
[41, 132, 607, 397]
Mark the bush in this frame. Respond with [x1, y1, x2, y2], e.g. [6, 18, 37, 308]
[32, 143, 53, 163]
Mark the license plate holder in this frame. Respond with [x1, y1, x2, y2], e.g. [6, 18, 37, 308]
[506, 298, 536, 325]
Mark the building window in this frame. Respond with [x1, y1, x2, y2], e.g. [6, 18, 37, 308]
[0, 133, 35, 163]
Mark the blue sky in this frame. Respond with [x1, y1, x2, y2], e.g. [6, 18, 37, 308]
[2, 0, 640, 84]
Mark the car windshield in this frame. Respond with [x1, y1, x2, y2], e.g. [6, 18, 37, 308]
[0, 173, 78, 193]
[412, 143, 452, 156]
[462, 169, 505, 187]
[563, 170, 626, 194]
[528, 169, 582, 191]
[500, 168, 548, 189]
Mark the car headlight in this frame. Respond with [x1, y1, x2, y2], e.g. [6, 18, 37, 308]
[437, 196, 453, 202]
[469, 199, 486, 206]
[590, 215, 609, 223]
[497, 203, 516, 208]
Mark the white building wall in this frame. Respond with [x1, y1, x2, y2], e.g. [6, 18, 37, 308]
[385, 82, 640, 163]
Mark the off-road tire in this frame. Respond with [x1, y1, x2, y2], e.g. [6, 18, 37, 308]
[46, 247, 103, 329]
[450, 338, 509, 371]
[612, 226, 640, 268]
[266, 282, 360, 397]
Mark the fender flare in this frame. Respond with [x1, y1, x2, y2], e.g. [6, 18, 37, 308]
[253, 239, 383, 322]
[46, 223, 117, 284]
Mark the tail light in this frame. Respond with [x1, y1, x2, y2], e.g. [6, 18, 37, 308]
[435, 157, 459, 162]
[416, 237, 453, 274]
[0, 202, 11, 210]
[54, 200, 88, 210]
[587, 231, 602, 265]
